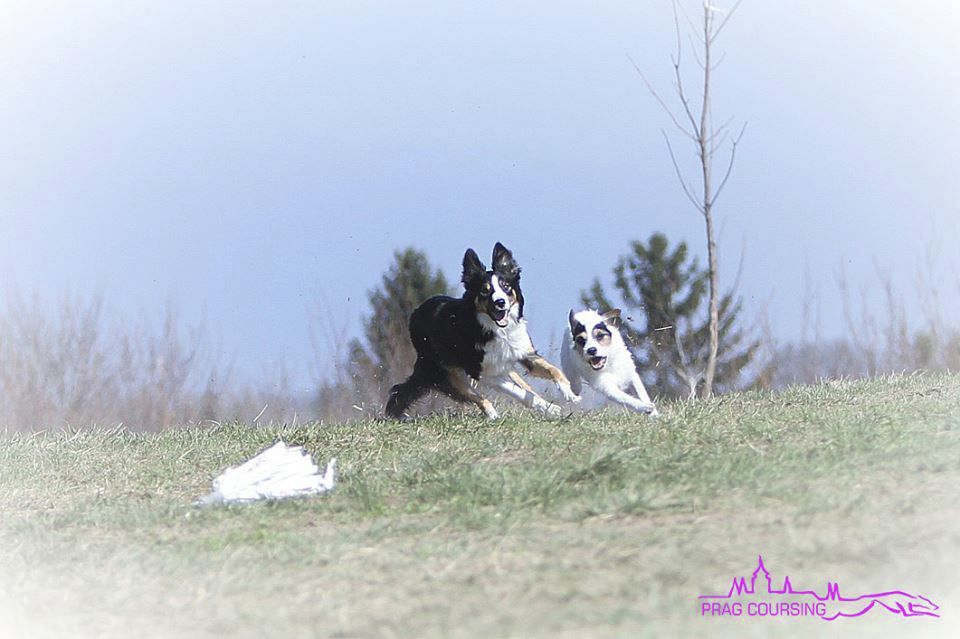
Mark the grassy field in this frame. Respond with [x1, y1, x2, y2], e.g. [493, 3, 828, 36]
[1, 374, 959, 638]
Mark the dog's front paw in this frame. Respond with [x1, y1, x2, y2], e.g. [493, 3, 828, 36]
[532, 396, 563, 417]
[558, 383, 580, 403]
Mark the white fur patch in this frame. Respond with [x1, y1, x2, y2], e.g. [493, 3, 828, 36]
[490, 275, 510, 309]
[478, 311, 534, 377]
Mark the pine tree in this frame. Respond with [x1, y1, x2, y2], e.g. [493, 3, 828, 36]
[317, 248, 449, 418]
[359, 248, 450, 376]
[582, 233, 760, 399]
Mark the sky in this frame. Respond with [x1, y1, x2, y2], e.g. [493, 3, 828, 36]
[2, 1, 958, 393]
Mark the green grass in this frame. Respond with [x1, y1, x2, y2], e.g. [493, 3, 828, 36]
[2, 374, 959, 638]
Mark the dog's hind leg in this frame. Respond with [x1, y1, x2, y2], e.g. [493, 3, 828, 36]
[385, 375, 432, 420]
[521, 354, 580, 403]
[492, 375, 562, 417]
[385, 358, 441, 420]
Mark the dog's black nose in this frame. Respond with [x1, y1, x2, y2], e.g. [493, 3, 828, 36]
[494, 298, 507, 309]
[586, 347, 597, 356]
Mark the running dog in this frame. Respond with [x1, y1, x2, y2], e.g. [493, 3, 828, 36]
[561, 308, 658, 415]
[385, 242, 579, 420]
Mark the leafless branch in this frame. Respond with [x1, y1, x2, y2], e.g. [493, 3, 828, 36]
[711, 121, 747, 206]
[662, 130, 704, 213]
[628, 54, 695, 140]
[707, 115, 735, 143]
[673, 60, 700, 134]
[670, 2, 704, 135]
[675, 0, 699, 46]
[710, 129, 730, 157]
[712, 50, 728, 70]
[709, 0, 744, 44]
[688, 34, 706, 69]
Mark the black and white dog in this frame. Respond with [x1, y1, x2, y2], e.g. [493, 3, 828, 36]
[561, 309, 658, 415]
[385, 243, 579, 420]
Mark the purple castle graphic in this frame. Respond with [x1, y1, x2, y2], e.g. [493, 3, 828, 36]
[700, 555, 940, 621]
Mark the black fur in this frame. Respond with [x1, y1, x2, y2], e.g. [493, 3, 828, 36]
[385, 243, 524, 419]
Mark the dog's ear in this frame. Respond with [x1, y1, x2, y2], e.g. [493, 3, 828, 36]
[569, 309, 579, 332]
[602, 308, 623, 328]
[461, 248, 486, 289]
[491, 242, 521, 279]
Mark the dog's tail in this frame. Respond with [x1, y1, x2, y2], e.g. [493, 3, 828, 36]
[385, 371, 432, 420]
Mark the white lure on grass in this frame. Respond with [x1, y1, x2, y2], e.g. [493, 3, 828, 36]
[196, 441, 336, 505]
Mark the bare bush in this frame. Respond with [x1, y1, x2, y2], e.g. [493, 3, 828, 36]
[0, 291, 309, 432]
[772, 250, 960, 387]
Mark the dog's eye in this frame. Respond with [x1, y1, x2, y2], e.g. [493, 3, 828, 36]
[574, 336, 586, 346]
[500, 281, 512, 293]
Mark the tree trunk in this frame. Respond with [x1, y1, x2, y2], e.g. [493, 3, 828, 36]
[702, 211, 719, 397]
[699, 6, 719, 398]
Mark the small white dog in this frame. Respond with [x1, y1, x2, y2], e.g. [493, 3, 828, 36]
[561, 308, 658, 416]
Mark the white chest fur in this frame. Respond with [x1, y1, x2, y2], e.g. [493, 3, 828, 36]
[478, 315, 535, 377]
[592, 356, 636, 389]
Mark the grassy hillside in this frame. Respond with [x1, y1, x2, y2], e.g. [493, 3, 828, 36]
[2, 375, 958, 638]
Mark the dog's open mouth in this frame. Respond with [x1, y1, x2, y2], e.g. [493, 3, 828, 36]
[490, 307, 509, 327]
[589, 356, 607, 370]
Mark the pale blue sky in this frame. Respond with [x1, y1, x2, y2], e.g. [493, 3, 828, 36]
[2, 1, 958, 391]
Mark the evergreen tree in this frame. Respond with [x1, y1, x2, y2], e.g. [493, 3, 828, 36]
[582, 233, 760, 399]
[317, 248, 449, 417]
[359, 247, 450, 374]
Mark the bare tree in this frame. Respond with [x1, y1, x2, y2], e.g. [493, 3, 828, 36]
[582, 233, 762, 400]
[631, 0, 745, 397]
